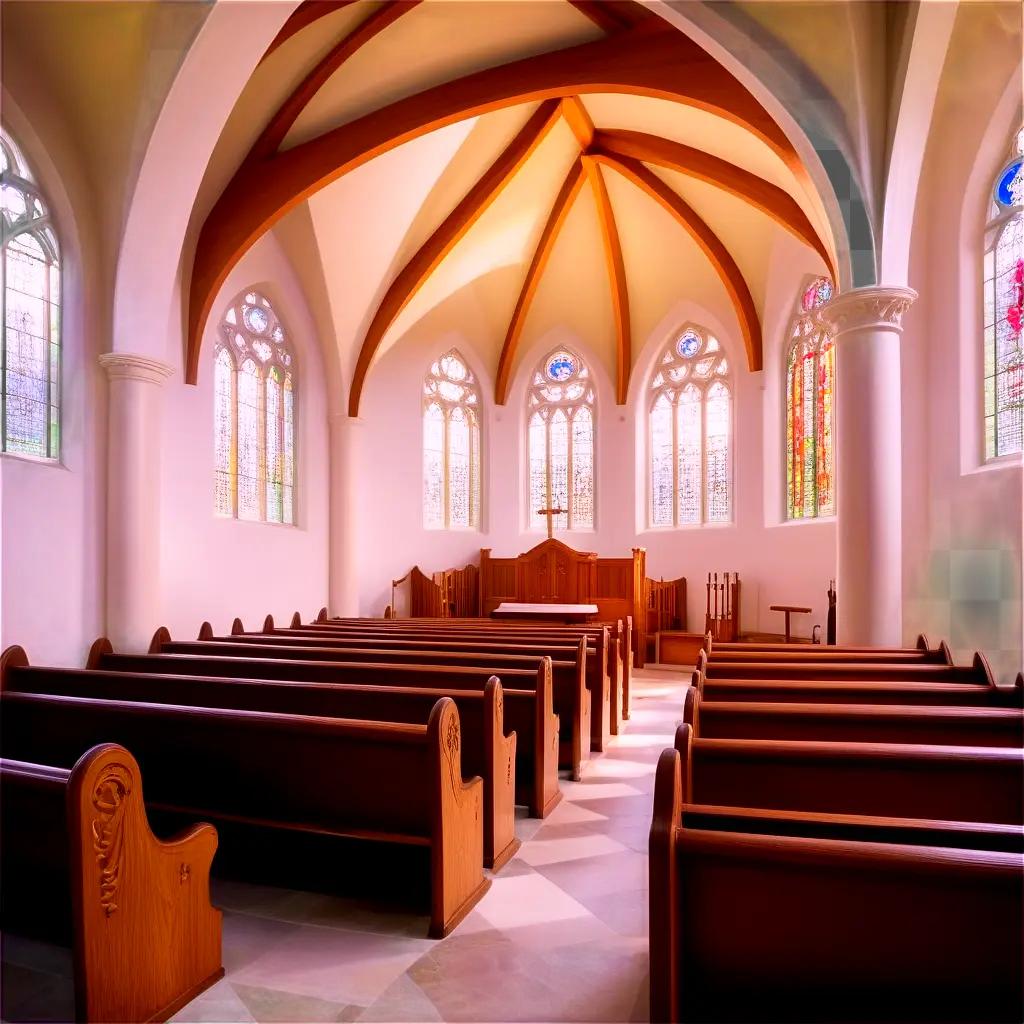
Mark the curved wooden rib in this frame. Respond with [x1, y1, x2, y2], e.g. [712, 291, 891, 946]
[263, 1, 358, 60]
[595, 154, 762, 371]
[566, 0, 642, 33]
[583, 157, 631, 403]
[561, 96, 594, 149]
[348, 100, 563, 417]
[591, 128, 835, 277]
[495, 160, 587, 405]
[187, 20, 802, 383]
[251, 2, 423, 163]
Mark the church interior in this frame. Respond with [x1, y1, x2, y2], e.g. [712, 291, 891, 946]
[1, 1, 1022, 1022]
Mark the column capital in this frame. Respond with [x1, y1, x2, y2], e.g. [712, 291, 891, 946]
[817, 285, 918, 337]
[99, 352, 174, 385]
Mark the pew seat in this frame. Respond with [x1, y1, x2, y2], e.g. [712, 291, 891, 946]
[674, 723, 1024, 824]
[0, 686, 488, 938]
[1, 743, 222, 1023]
[683, 688, 1024, 747]
[650, 748, 1024, 1023]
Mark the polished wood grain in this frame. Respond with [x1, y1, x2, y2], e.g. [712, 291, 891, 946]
[650, 747, 1023, 1023]
[1, 740, 222, 1023]
[1, 686, 490, 938]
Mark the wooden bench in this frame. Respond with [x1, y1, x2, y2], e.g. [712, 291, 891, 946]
[683, 687, 1024, 747]
[650, 748, 1024, 1023]
[0, 656, 553, 872]
[705, 633, 943, 659]
[697, 676, 1024, 707]
[141, 638, 591, 778]
[696, 649, 994, 684]
[1, 742, 223, 1023]
[278, 615, 631, 727]
[260, 621, 618, 745]
[0, 686, 488, 938]
[673, 722, 1024, 824]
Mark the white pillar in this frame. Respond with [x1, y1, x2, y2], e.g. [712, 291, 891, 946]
[99, 353, 173, 652]
[818, 286, 916, 646]
[329, 413, 362, 616]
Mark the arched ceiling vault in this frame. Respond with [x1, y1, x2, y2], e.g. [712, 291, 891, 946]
[187, 0, 840, 412]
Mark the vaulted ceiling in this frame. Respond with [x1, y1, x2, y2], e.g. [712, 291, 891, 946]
[191, 0, 839, 412]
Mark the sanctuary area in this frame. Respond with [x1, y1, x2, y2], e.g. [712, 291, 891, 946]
[0, 1, 1022, 1023]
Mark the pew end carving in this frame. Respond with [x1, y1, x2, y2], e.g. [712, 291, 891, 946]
[197, 621, 214, 640]
[482, 678, 520, 872]
[148, 626, 171, 654]
[428, 699, 491, 937]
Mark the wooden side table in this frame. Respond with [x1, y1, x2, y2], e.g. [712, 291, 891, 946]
[770, 604, 812, 643]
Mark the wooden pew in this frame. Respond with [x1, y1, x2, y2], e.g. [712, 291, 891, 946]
[260, 621, 618, 744]
[292, 616, 635, 724]
[682, 687, 1024, 747]
[704, 632, 948, 662]
[1, 742, 223, 1023]
[154, 636, 591, 777]
[649, 747, 1024, 1023]
[2, 660, 542, 872]
[696, 648, 994, 684]
[697, 675, 1024, 707]
[673, 722, 1023, 824]
[222, 625, 618, 745]
[0, 686, 489, 938]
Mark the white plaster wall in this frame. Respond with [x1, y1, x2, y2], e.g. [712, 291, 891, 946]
[157, 233, 330, 640]
[902, 26, 1023, 682]
[354, 230, 837, 638]
[0, 98, 106, 668]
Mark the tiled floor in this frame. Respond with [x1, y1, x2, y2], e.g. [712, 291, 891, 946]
[2, 668, 686, 1024]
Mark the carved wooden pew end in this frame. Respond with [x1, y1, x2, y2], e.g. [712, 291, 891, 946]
[1, 742, 223, 1023]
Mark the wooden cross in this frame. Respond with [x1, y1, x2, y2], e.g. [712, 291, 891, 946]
[536, 506, 567, 539]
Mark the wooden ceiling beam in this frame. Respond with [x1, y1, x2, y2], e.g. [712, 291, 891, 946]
[347, 100, 564, 417]
[583, 157, 631, 403]
[565, 1, 643, 34]
[495, 159, 587, 405]
[590, 128, 836, 277]
[594, 153, 763, 371]
[251, 2, 422, 164]
[262, 1, 358, 60]
[187, 20, 802, 384]
[560, 96, 594, 149]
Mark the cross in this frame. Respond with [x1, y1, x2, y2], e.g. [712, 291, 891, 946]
[536, 506, 567, 540]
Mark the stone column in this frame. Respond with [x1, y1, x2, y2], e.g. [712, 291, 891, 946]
[329, 413, 362, 616]
[818, 286, 917, 646]
[99, 353, 173, 652]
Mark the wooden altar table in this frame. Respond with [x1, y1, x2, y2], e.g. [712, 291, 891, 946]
[492, 602, 599, 623]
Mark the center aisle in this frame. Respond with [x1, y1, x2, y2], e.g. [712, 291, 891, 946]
[173, 668, 688, 1024]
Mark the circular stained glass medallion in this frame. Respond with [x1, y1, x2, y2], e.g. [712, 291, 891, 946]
[244, 304, 270, 334]
[677, 331, 701, 358]
[802, 278, 834, 311]
[996, 159, 1023, 208]
[546, 352, 576, 381]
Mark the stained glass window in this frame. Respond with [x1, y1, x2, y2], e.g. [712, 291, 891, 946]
[528, 347, 595, 531]
[422, 349, 481, 529]
[785, 277, 835, 518]
[648, 327, 731, 526]
[984, 127, 1024, 459]
[214, 292, 295, 523]
[2, 130, 60, 459]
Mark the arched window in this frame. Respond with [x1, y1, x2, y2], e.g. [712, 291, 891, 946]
[214, 292, 295, 523]
[983, 127, 1023, 460]
[423, 349, 481, 529]
[785, 276, 835, 518]
[649, 326, 732, 527]
[1, 130, 60, 459]
[528, 347, 595, 531]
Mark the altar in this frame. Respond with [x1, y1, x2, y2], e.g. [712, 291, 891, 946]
[492, 602, 599, 623]
[480, 539, 647, 660]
